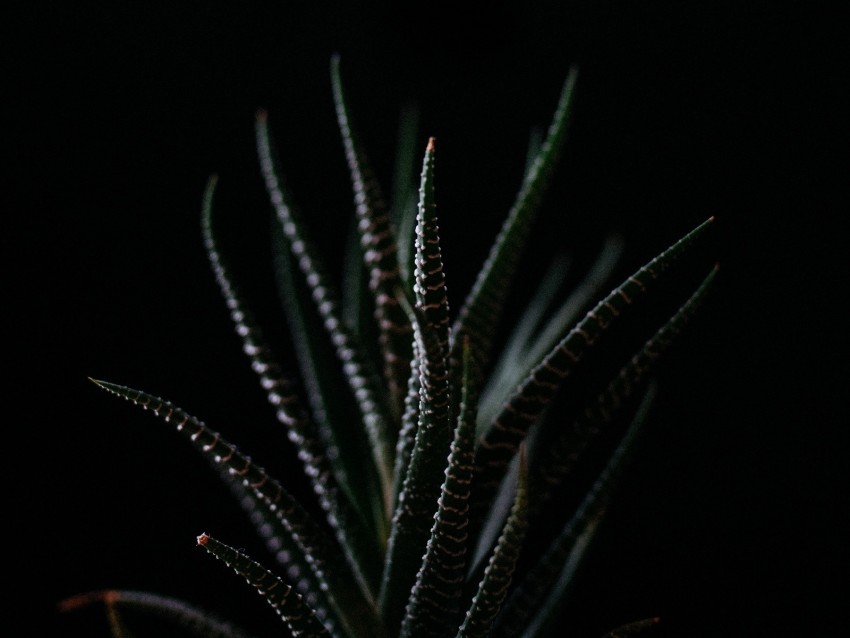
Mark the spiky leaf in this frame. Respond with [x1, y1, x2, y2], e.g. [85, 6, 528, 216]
[256, 111, 396, 514]
[197, 533, 331, 638]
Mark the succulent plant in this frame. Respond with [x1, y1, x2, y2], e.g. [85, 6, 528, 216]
[62, 56, 717, 637]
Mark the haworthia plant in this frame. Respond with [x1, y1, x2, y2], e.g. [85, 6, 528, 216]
[63, 56, 717, 637]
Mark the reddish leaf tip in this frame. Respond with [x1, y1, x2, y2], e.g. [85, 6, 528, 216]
[57, 589, 120, 613]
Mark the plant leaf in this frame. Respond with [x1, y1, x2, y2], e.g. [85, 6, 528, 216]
[400, 338, 479, 638]
[58, 590, 258, 638]
[197, 532, 331, 638]
[532, 264, 719, 512]
[379, 139, 454, 628]
[391, 348, 421, 510]
[331, 55, 413, 420]
[89, 379, 381, 638]
[256, 110, 396, 516]
[471, 216, 715, 523]
[494, 386, 656, 638]
[390, 102, 421, 288]
[480, 234, 624, 430]
[203, 175, 383, 598]
[273, 219, 388, 576]
[457, 446, 530, 638]
[450, 66, 579, 373]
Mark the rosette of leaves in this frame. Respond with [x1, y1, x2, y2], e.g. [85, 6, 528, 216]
[63, 55, 717, 637]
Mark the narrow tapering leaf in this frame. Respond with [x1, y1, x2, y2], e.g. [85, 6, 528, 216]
[518, 234, 624, 385]
[458, 446, 530, 638]
[513, 513, 602, 638]
[479, 250, 572, 427]
[494, 387, 655, 638]
[379, 142, 453, 627]
[379, 295, 451, 629]
[400, 338, 479, 638]
[532, 265, 719, 512]
[256, 110, 395, 515]
[197, 533, 331, 638]
[472, 217, 715, 518]
[332, 55, 413, 420]
[390, 103, 421, 287]
[202, 176, 381, 595]
[451, 67, 578, 372]
[391, 347, 422, 510]
[89, 379, 381, 638]
[413, 137, 450, 353]
[480, 235, 623, 430]
[58, 590, 258, 638]
[273, 223, 388, 580]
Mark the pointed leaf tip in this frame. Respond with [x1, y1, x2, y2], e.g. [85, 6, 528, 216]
[255, 108, 268, 123]
[427, 136, 435, 152]
[197, 532, 210, 546]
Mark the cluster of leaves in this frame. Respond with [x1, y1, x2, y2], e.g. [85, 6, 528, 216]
[63, 56, 717, 637]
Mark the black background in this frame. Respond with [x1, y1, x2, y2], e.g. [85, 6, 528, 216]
[9, 2, 846, 636]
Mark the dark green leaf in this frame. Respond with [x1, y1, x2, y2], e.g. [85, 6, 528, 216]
[471, 217, 715, 523]
[197, 533, 331, 638]
[400, 338, 479, 638]
[256, 111, 396, 516]
[331, 55, 413, 420]
[458, 446, 530, 638]
[450, 67, 579, 373]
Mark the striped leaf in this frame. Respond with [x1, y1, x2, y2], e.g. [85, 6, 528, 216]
[202, 175, 382, 596]
[89, 380, 380, 638]
[471, 216, 715, 520]
[391, 347, 422, 510]
[379, 140, 454, 628]
[450, 67, 578, 373]
[457, 446, 530, 638]
[331, 55, 413, 420]
[256, 111, 396, 516]
[400, 338, 479, 638]
[197, 533, 331, 638]
[493, 387, 655, 638]
[480, 234, 623, 430]
[532, 264, 719, 512]
[272, 222, 387, 580]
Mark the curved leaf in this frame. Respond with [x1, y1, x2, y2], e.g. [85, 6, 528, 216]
[457, 446, 530, 638]
[331, 55, 412, 420]
[450, 66, 579, 372]
[202, 175, 382, 598]
[256, 111, 395, 516]
[197, 532, 331, 638]
[480, 234, 623, 430]
[273, 222, 387, 583]
[89, 379, 381, 638]
[472, 216, 715, 520]
[494, 387, 656, 638]
[532, 264, 719, 511]
[58, 589, 258, 638]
